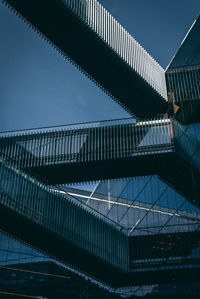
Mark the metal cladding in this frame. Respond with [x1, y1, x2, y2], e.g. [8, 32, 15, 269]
[166, 65, 200, 124]
[1, 156, 200, 286]
[1, 117, 200, 208]
[3, 0, 167, 118]
[166, 15, 200, 124]
[1, 0, 200, 291]
[0, 117, 174, 184]
[0, 117, 173, 170]
[166, 65, 200, 103]
[63, 0, 167, 98]
[0, 156, 130, 282]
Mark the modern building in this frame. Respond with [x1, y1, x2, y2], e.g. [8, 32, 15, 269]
[0, 0, 200, 298]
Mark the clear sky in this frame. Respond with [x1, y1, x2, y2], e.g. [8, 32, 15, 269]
[0, 0, 200, 132]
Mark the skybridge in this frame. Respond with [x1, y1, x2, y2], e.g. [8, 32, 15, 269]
[3, 0, 168, 119]
[0, 156, 200, 287]
[1, 117, 200, 207]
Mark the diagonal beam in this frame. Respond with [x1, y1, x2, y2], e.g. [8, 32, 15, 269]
[3, 0, 168, 118]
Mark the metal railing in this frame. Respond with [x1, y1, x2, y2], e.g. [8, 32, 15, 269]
[0, 157, 129, 272]
[0, 116, 173, 169]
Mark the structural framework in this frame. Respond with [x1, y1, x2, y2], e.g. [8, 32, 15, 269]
[0, 0, 200, 298]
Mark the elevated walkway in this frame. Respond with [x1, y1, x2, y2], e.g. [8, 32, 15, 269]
[0, 157, 129, 286]
[0, 118, 173, 185]
[1, 118, 200, 207]
[1, 0, 200, 290]
[0, 157, 200, 287]
[3, 0, 167, 118]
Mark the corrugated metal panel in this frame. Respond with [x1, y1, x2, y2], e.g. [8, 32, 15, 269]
[0, 156, 129, 271]
[0, 117, 173, 169]
[166, 65, 200, 103]
[64, 0, 167, 100]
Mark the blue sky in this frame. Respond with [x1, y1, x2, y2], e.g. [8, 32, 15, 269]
[0, 0, 200, 131]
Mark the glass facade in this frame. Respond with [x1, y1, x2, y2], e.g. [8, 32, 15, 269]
[1, 117, 200, 207]
[74, 176, 200, 274]
[74, 176, 200, 233]
[1, 0, 200, 298]
[165, 15, 200, 125]
[0, 232, 124, 299]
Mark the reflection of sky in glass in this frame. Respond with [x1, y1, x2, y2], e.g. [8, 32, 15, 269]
[0, 232, 48, 266]
[168, 16, 200, 69]
[139, 125, 171, 146]
[70, 175, 200, 234]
